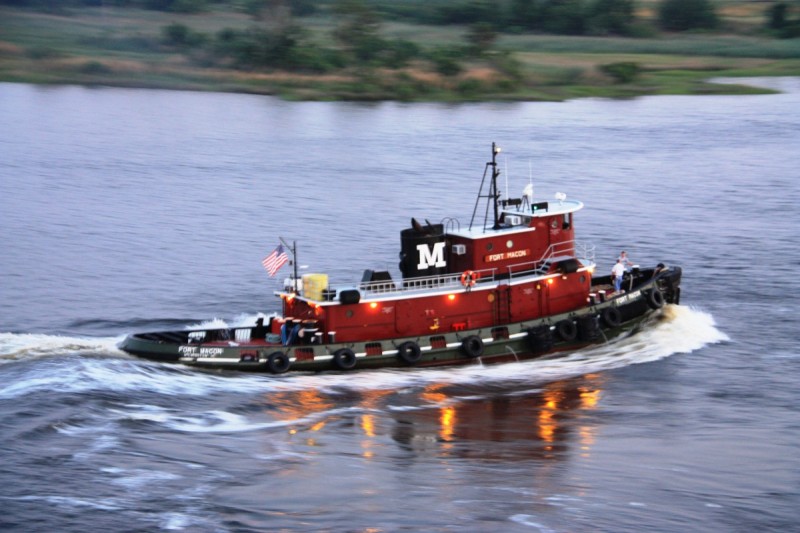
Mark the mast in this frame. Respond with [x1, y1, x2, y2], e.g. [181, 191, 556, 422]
[490, 142, 501, 230]
[292, 240, 298, 291]
[468, 142, 503, 232]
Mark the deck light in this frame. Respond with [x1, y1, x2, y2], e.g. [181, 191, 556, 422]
[369, 302, 378, 309]
[447, 294, 456, 301]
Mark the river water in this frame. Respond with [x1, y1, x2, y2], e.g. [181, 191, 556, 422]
[1, 79, 798, 532]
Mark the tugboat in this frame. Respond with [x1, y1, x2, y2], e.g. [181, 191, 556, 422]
[120, 143, 681, 373]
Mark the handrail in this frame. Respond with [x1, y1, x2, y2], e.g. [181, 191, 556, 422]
[306, 240, 596, 301]
[576, 240, 596, 264]
[359, 267, 498, 297]
[505, 240, 596, 278]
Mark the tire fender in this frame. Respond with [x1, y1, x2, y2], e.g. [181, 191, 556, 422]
[601, 307, 622, 328]
[332, 348, 357, 370]
[556, 319, 577, 341]
[461, 335, 484, 358]
[266, 351, 290, 374]
[397, 341, 422, 365]
[647, 288, 665, 309]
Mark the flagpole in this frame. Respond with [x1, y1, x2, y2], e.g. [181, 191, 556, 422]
[278, 236, 299, 293]
[293, 240, 298, 293]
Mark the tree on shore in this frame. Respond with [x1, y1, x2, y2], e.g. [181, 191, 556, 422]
[766, 2, 800, 38]
[657, 0, 718, 32]
[333, 0, 384, 62]
[507, 0, 637, 36]
[466, 22, 498, 56]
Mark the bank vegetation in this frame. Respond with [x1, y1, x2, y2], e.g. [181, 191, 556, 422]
[1, 0, 799, 100]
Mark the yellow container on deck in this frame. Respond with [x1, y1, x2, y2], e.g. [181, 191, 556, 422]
[303, 273, 329, 301]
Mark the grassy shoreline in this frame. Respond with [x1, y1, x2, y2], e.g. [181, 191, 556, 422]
[1, 6, 799, 101]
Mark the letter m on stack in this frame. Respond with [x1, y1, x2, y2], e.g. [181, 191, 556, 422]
[417, 242, 446, 269]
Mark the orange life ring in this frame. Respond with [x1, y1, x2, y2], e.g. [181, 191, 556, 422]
[461, 270, 479, 287]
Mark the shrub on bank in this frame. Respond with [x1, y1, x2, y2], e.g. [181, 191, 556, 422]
[80, 60, 112, 75]
[599, 61, 641, 83]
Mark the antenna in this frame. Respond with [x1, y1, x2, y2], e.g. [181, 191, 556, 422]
[529, 159, 533, 187]
[504, 156, 509, 201]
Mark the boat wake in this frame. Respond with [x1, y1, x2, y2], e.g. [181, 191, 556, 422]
[0, 332, 128, 364]
[0, 305, 727, 402]
[0, 313, 277, 365]
[299, 303, 728, 393]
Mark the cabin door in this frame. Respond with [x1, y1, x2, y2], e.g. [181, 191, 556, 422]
[538, 283, 549, 317]
[395, 300, 413, 335]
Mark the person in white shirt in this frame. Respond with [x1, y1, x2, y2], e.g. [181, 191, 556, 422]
[612, 259, 626, 292]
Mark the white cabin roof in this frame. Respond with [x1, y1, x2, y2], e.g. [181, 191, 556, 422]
[448, 198, 584, 239]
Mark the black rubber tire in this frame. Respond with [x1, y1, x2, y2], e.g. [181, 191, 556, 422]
[577, 314, 601, 341]
[397, 341, 422, 365]
[526, 325, 553, 354]
[647, 288, 665, 309]
[461, 335, 484, 358]
[332, 348, 357, 370]
[266, 351, 290, 374]
[601, 307, 622, 328]
[556, 319, 577, 341]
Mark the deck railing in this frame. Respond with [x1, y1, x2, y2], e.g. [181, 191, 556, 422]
[359, 269, 498, 296]
[506, 240, 596, 280]
[306, 240, 595, 301]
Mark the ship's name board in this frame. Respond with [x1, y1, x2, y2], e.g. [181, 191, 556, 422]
[615, 289, 642, 305]
[485, 249, 530, 262]
[179, 346, 224, 357]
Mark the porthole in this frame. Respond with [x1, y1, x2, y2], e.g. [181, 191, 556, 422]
[506, 240, 513, 248]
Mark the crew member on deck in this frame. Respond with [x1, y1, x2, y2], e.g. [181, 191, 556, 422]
[612, 259, 626, 293]
[281, 319, 301, 346]
[618, 250, 633, 268]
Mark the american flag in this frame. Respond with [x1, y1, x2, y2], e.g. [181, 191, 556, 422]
[262, 244, 289, 277]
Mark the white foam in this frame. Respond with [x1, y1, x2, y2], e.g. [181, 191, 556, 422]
[112, 405, 287, 433]
[107, 402, 365, 434]
[183, 317, 229, 330]
[0, 332, 126, 363]
[509, 514, 557, 532]
[184, 312, 278, 331]
[13, 495, 122, 512]
[159, 512, 193, 530]
[0, 305, 726, 401]
[102, 467, 181, 490]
